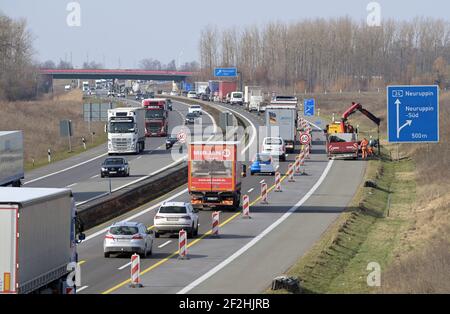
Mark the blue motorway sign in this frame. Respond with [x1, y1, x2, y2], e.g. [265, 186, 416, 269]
[304, 98, 315, 116]
[387, 85, 439, 143]
[214, 67, 237, 77]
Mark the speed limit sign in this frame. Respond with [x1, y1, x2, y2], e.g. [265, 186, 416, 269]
[177, 131, 187, 143]
[299, 132, 311, 145]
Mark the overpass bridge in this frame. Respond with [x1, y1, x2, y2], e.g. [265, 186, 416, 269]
[39, 68, 193, 82]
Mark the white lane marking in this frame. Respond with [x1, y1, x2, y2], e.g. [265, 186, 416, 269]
[90, 174, 100, 179]
[136, 156, 142, 160]
[177, 159, 335, 294]
[247, 188, 254, 193]
[118, 262, 132, 270]
[24, 152, 108, 185]
[259, 179, 265, 183]
[275, 165, 279, 170]
[66, 183, 77, 188]
[82, 188, 187, 242]
[77, 286, 89, 293]
[158, 240, 172, 248]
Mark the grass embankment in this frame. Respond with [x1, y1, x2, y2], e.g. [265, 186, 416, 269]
[0, 90, 117, 171]
[268, 91, 449, 293]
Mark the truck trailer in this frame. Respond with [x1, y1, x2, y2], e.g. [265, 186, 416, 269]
[244, 86, 263, 112]
[0, 188, 84, 294]
[188, 141, 244, 210]
[218, 81, 237, 102]
[265, 105, 298, 153]
[0, 131, 24, 187]
[107, 107, 146, 154]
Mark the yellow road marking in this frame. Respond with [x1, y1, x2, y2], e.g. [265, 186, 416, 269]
[102, 172, 289, 294]
[78, 260, 86, 266]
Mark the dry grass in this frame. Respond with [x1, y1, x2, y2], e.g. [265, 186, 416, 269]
[0, 90, 107, 168]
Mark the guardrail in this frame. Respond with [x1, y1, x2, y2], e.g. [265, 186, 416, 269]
[77, 96, 250, 229]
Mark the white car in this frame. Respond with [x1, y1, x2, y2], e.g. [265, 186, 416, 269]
[262, 137, 286, 161]
[170, 91, 179, 96]
[188, 104, 202, 115]
[103, 221, 153, 258]
[187, 91, 197, 99]
[153, 202, 199, 238]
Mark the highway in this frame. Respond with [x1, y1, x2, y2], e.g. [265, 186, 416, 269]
[23, 100, 215, 204]
[73, 100, 367, 294]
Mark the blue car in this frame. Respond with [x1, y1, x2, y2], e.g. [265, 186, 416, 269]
[250, 153, 276, 176]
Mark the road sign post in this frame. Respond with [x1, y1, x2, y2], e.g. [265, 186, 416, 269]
[387, 85, 439, 143]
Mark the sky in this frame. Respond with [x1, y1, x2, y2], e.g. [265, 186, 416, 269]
[0, 0, 449, 69]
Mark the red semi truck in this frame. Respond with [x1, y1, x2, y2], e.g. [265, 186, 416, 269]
[142, 98, 168, 137]
[188, 141, 244, 209]
[218, 81, 237, 102]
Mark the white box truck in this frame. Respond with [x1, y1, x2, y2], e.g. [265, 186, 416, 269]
[265, 105, 298, 153]
[0, 131, 24, 187]
[0, 188, 85, 294]
[107, 107, 146, 154]
[244, 86, 263, 112]
[195, 82, 209, 95]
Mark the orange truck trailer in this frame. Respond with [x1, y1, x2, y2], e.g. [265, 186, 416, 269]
[188, 141, 244, 210]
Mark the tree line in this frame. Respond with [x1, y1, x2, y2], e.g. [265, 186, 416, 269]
[198, 17, 450, 92]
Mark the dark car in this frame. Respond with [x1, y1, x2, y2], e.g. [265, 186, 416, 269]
[165, 136, 178, 149]
[200, 93, 210, 101]
[101, 157, 130, 177]
[185, 112, 197, 124]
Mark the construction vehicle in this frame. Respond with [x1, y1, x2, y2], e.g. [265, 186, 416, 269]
[325, 102, 380, 159]
[188, 141, 245, 210]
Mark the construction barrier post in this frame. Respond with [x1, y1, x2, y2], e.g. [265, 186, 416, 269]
[178, 229, 188, 259]
[274, 171, 282, 192]
[212, 211, 220, 236]
[288, 163, 295, 182]
[295, 156, 301, 175]
[261, 182, 268, 204]
[242, 195, 251, 218]
[129, 253, 143, 288]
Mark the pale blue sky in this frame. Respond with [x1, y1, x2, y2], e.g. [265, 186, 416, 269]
[0, 0, 448, 68]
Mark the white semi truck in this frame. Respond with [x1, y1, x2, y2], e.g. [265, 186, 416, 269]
[0, 131, 24, 187]
[107, 107, 146, 155]
[265, 105, 298, 153]
[0, 188, 85, 294]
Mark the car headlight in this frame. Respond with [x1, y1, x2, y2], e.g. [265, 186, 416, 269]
[120, 167, 125, 171]
[101, 167, 107, 171]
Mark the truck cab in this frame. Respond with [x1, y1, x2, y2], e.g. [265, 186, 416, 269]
[107, 107, 146, 154]
[142, 98, 168, 137]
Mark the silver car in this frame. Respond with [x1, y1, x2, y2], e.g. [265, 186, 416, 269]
[153, 202, 199, 238]
[103, 221, 153, 258]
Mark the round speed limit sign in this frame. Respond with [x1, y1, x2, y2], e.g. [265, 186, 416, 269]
[177, 131, 187, 143]
[299, 132, 311, 145]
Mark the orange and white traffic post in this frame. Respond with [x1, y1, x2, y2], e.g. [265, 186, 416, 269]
[305, 144, 311, 159]
[295, 155, 301, 175]
[242, 194, 251, 218]
[288, 163, 295, 182]
[130, 253, 143, 287]
[274, 171, 282, 192]
[212, 211, 220, 236]
[178, 229, 188, 259]
[261, 182, 268, 204]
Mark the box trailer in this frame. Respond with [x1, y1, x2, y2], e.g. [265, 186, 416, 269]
[188, 141, 244, 209]
[265, 105, 298, 153]
[0, 188, 84, 294]
[0, 131, 24, 187]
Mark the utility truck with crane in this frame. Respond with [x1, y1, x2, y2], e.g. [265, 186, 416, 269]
[324, 102, 380, 159]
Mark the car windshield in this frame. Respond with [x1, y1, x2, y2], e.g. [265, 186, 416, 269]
[145, 109, 164, 119]
[256, 154, 271, 162]
[104, 158, 125, 165]
[232, 93, 243, 98]
[191, 106, 200, 109]
[265, 138, 282, 145]
[109, 226, 138, 235]
[159, 206, 187, 214]
[108, 121, 135, 133]
[187, 113, 196, 118]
